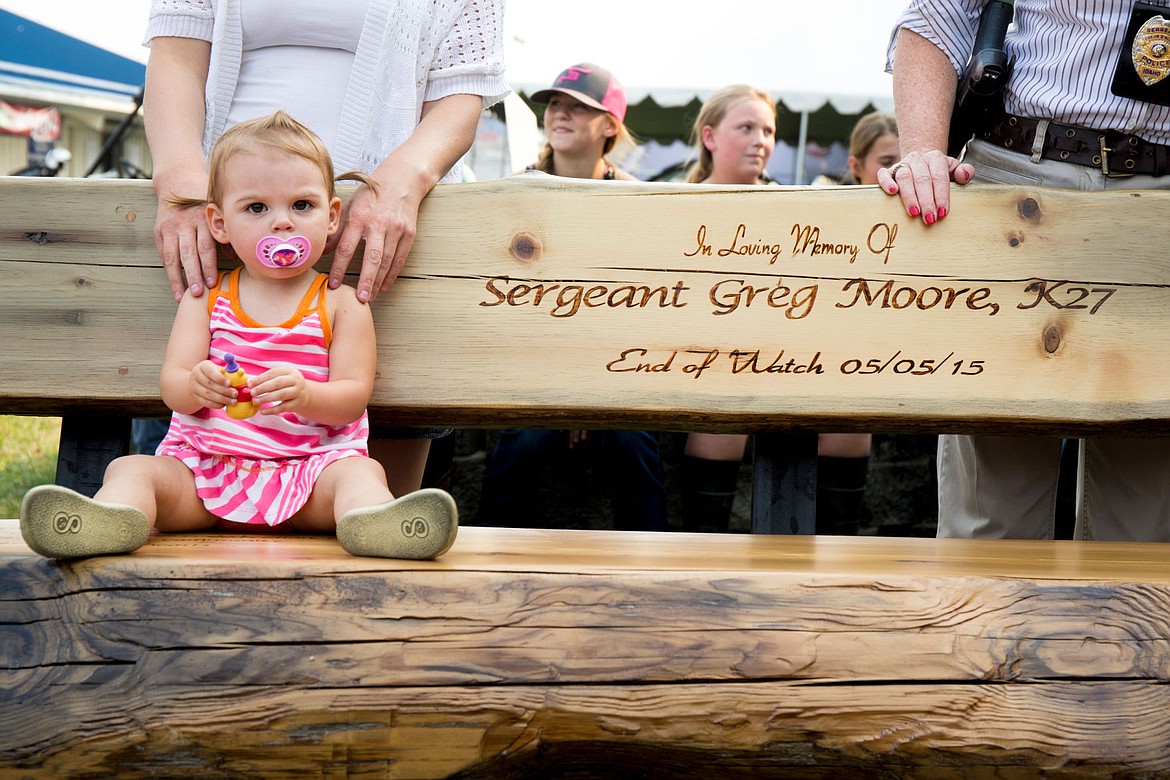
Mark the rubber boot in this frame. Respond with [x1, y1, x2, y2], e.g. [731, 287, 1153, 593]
[815, 455, 869, 535]
[680, 455, 740, 533]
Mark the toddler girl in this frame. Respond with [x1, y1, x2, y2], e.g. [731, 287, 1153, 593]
[20, 111, 457, 560]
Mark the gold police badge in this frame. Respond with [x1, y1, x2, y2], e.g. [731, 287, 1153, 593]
[1133, 14, 1170, 86]
[1113, 3, 1170, 105]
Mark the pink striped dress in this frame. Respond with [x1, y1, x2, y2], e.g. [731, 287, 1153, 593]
[157, 269, 369, 526]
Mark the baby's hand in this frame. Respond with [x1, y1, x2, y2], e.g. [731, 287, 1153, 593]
[250, 365, 308, 414]
[189, 359, 236, 409]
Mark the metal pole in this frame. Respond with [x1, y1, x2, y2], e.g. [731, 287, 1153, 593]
[84, 88, 144, 178]
[794, 110, 809, 185]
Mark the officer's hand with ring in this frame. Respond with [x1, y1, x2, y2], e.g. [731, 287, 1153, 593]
[877, 149, 974, 226]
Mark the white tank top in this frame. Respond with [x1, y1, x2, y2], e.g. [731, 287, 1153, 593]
[226, 0, 371, 156]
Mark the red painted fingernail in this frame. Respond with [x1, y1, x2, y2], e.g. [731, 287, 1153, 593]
[909, 205, 920, 218]
[924, 213, 936, 225]
[938, 207, 947, 219]
[887, 185, 897, 194]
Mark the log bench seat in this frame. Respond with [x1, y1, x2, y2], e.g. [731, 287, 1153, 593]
[4, 175, 1170, 776]
[5, 522, 1170, 777]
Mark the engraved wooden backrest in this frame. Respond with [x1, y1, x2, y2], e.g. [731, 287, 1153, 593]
[2, 173, 1168, 433]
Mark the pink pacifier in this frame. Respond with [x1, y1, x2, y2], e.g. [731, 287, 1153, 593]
[256, 235, 312, 269]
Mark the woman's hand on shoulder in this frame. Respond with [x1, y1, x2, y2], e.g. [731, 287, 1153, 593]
[144, 34, 216, 299]
[326, 93, 483, 302]
[326, 178, 422, 304]
[153, 168, 218, 300]
[876, 149, 974, 226]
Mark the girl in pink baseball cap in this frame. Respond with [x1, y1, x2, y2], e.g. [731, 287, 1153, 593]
[528, 63, 638, 180]
[479, 67, 670, 533]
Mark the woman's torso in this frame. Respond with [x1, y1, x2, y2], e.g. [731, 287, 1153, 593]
[226, 0, 371, 154]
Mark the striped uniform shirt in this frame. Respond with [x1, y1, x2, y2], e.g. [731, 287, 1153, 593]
[888, 0, 1170, 144]
[157, 269, 369, 525]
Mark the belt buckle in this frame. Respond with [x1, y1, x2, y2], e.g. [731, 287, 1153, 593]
[1099, 135, 1135, 178]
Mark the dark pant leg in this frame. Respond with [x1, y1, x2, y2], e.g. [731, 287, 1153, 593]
[680, 455, 740, 533]
[476, 428, 563, 527]
[598, 430, 669, 532]
[815, 455, 869, 535]
[131, 417, 170, 455]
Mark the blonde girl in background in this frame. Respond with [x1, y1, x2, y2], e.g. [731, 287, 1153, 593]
[804, 112, 901, 534]
[681, 84, 777, 533]
[843, 111, 899, 186]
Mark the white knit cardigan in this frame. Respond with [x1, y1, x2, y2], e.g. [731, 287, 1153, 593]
[144, 0, 509, 181]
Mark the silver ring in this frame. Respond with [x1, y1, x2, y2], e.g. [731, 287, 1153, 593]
[887, 161, 908, 177]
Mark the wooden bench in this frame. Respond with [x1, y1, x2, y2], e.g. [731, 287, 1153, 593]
[3, 174, 1170, 775]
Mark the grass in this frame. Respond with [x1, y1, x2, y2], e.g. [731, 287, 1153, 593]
[0, 415, 60, 517]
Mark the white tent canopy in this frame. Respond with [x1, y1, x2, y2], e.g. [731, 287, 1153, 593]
[502, 0, 906, 180]
[503, 0, 904, 109]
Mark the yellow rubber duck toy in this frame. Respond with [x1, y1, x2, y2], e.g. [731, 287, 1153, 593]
[221, 353, 257, 419]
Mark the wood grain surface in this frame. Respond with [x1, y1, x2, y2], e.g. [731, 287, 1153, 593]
[5, 522, 1170, 775]
[6, 175, 1170, 775]
[4, 175, 1170, 433]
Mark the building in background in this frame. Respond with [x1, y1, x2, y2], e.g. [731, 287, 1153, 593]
[0, 7, 890, 185]
[0, 9, 148, 179]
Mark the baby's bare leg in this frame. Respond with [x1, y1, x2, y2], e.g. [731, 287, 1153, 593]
[289, 456, 457, 558]
[368, 438, 430, 497]
[20, 454, 213, 559]
[98, 454, 218, 532]
[287, 456, 393, 533]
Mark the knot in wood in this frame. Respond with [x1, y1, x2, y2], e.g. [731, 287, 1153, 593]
[24, 231, 62, 245]
[1043, 324, 1062, 354]
[118, 366, 129, 376]
[1018, 197, 1041, 221]
[510, 232, 541, 262]
[596, 716, 641, 736]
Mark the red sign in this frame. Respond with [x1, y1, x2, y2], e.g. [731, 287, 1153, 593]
[0, 101, 61, 142]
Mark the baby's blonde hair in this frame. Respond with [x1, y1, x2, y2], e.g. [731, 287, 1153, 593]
[170, 110, 372, 208]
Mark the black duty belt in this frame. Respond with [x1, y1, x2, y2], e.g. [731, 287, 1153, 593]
[980, 112, 1170, 177]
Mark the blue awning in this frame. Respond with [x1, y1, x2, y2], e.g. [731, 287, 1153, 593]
[0, 9, 145, 113]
